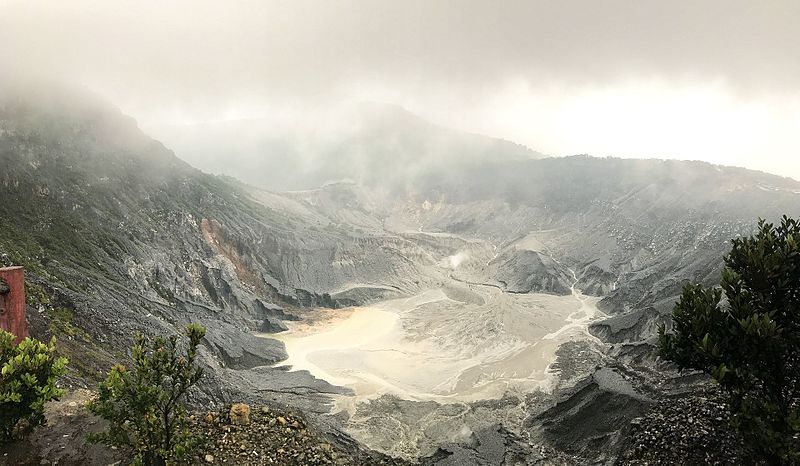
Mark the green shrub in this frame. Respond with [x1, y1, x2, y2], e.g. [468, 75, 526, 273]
[88, 324, 206, 466]
[659, 216, 800, 464]
[0, 329, 68, 442]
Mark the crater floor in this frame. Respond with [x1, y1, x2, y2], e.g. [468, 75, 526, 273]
[260, 278, 605, 456]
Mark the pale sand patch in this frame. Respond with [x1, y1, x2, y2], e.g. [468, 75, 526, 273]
[268, 307, 399, 387]
[262, 285, 604, 406]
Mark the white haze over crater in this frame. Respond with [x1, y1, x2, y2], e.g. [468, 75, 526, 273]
[1, 0, 799, 180]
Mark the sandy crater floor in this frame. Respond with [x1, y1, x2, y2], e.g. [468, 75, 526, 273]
[264, 282, 604, 408]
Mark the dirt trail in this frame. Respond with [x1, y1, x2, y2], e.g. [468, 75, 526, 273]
[0, 389, 125, 466]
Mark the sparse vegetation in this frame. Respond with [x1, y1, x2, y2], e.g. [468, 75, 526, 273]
[0, 329, 68, 442]
[46, 306, 91, 340]
[88, 324, 206, 466]
[24, 281, 50, 307]
[147, 277, 176, 304]
[660, 216, 800, 464]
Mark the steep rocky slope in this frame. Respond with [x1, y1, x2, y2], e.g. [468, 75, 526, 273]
[0, 86, 434, 415]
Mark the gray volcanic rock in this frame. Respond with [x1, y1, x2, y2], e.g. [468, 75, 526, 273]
[618, 385, 749, 465]
[534, 367, 653, 462]
[328, 285, 406, 306]
[199, 319, 287, 369]
[217, 366, 350, 414]
[259, 316, 289, 332]
[589, 307, 662, 343]
[493, 250, 572, 295]
[575, 263, 618, 296]
[255, 299, 294, 332]
[420, 424, 542, 466]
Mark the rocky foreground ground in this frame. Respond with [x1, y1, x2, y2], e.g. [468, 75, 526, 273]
[188, 403, 412, 466]
[618, 385, 758, 465]
[0, 390, 411, 466]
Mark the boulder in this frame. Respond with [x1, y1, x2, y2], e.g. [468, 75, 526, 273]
[230, 403, 251, 425]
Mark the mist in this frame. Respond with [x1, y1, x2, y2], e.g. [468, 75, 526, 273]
[4, 3, 800, 463]
[2, 0, 799, 181]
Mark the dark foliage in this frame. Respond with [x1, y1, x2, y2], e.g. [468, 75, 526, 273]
[88, 324, 206, 466]
[660, 216, 800, 464]
[0, 330, 67, 442]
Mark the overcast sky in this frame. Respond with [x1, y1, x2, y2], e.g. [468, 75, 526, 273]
[2, 0, 800, 179]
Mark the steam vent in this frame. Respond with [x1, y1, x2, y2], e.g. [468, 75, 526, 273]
[0, 266, 27, 344]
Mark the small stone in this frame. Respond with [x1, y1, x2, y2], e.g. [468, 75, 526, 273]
[229, 403, 251, 425]
[277, 416, 288, 426]
[261, 406, 270, 414]
[204, 454, 214, 464]
[205, 413, 215, 423]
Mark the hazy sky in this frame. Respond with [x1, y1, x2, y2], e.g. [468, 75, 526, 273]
[2, 0, 800, 179]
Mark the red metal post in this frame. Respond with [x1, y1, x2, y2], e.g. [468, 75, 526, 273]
[0, 266, 27, 344]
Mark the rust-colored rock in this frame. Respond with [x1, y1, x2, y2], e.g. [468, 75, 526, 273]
[0, 266, 27, 344]
[229, 403, 251, 425]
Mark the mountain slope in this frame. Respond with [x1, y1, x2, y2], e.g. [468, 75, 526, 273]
[0, 87, 433, 415]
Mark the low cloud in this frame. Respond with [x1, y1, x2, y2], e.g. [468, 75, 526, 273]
[2, 0, 799, 179]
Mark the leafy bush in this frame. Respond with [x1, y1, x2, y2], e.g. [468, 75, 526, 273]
[659, 216, 800, 464]
[0, 329, 68, 442]
[88, 324, 206, 466]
